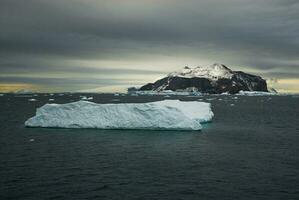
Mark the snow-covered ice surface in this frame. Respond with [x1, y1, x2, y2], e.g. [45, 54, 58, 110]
[152, 100, 213, 124]
[130, 90, 279, 97]
[236, 90, 276, 96]
[25, 100, 213, 130]
[169, 63, 233, 80]
[131, 90, 202, 96]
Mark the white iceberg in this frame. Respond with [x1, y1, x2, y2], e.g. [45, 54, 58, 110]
[25, 100, 213, 130]
[152, 100, 213, 124]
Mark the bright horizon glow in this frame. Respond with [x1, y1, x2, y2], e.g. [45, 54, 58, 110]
[1, 75, 299, 94]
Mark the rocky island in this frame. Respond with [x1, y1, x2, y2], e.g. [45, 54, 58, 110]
[139, 64, 268, 94]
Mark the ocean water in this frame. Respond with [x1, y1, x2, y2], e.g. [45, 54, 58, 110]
[0, 93, 298, 200]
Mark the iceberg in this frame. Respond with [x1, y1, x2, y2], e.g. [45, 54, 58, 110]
[152, 100, 213, 124]
[25, 100, 213, 130]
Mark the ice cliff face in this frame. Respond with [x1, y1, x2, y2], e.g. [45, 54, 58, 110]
[25, 100, 213, 130]
[139, 64, 268, 94]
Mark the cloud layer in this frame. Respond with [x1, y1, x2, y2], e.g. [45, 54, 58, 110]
[1, 0, 299, 92]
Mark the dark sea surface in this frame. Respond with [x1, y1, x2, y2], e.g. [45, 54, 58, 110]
[0, 93, 298, 200]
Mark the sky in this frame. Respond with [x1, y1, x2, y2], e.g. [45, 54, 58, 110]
[0, 0, 299, 93]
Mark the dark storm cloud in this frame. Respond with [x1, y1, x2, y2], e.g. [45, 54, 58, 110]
[0, 61, 166, 75]
[0, 0, 299, 91]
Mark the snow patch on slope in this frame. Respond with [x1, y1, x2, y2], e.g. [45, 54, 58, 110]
[169, 63, 233, 80]
[25, 100, 213, 130]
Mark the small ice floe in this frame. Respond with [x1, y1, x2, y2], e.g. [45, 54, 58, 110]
[206, 98, 215, 101]
[25, 100, 214, 131]
[15, 89, 33, 94]
[81, 96, 93, 100]
[58, 93, 64, 96]
[111, 99, 120, 101]
[232, 96, 238, 100]
[0, 94, 4, 96]
[221, 92, 230, 95]
[50, 93, 54, 96]
[218, 98, 223, 101]
[114, 93, 120, 96]
[230, 104, 235, 106]
[29, 138, 35, 142]
[28, 98, 37, 102]
[49, 99, 55, 101]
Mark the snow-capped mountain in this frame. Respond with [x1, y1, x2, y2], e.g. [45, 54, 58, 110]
[139, 64, 268, 94]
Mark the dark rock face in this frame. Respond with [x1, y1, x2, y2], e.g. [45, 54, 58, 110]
[139, 70, 268, 94]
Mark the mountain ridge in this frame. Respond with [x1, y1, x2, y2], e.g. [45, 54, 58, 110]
[139, 64, 268, 94]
